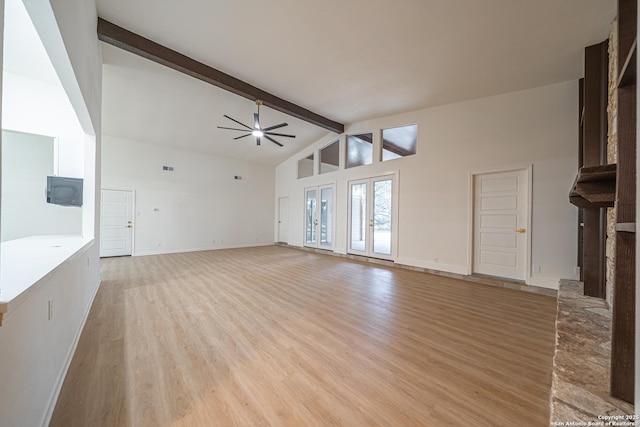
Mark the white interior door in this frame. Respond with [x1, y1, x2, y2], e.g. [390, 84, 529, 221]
[304, 185, 335, 249]
[278, 197, 289, 243]
[100, 189, 134, 257]
[473, 169, 529, 281]
[348, 175, 396, 259]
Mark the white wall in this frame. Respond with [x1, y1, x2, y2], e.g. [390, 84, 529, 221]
[2, 72, 85, 175]
[1, 130, 82, 241]
[21, 0, 102, 242]
[2, 49, 87, 241]
[27, 0, 101, 136]
[102, 135, 276, 255]
[276, 80, 579, 289]
[0, 0, 4, 301]
[0, 0, 102, 426]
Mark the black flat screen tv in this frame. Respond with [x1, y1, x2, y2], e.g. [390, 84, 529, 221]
[46, 176, 83, 207]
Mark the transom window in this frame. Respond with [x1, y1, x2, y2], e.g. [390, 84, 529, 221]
[297, 154, 314, 179]
[346, 133, 373, 169]
[382, 124, 417, 161]
[319, 140, 339, 174]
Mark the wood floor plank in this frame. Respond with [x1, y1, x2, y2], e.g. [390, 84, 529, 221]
[50, 246, 557, 426]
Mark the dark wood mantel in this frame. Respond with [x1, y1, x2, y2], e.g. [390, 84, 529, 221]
[569, 164, 617, 208]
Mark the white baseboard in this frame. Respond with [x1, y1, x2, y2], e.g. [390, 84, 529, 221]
[133, 242, 274, 257]
[395, 257, 468, 276]
[42, 276, 101, 427]
[287, 239, 304, 248]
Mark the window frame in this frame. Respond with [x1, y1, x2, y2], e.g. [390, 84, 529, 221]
[380, 123, 418, 162]
[319, 140, 340, 175]
[297, 153, 315, 179]
[345, 132, 374, 169]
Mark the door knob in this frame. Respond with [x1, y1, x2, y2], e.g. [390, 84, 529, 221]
[514, 228, 526, 233]
[127, 225, 132, 228]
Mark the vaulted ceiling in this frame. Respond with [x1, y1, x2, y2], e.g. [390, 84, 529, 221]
[98, 0, 616, 165]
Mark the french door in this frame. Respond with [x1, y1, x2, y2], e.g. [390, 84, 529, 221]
[348, 175, 397, 259]
[304, 184, 335, 250]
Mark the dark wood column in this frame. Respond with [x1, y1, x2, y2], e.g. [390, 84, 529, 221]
[581, 41, 609, 299]
[611, 0, 636, 404]
[577, 79, 585, 281]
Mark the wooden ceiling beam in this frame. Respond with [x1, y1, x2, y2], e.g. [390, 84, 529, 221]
[97, 18, 345, 134]
[382, 139, 414, 157]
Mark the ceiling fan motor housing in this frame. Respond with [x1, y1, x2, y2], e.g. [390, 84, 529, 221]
[216, 100, 296, 147]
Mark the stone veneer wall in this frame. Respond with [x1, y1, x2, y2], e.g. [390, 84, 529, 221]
[606, 19, 618, 307]
[549, 280, 634, 424]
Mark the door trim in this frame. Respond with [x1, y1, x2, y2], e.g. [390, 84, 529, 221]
[467, 165, 532, 284]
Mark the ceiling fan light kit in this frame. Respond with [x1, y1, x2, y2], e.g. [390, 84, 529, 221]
[217, 99, 296, 147]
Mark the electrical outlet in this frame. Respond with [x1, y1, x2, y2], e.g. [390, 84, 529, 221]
[533, 265, 542, 274]
[575, 266, 580, 275]
[48, 299, 53, 321]
[433, 258, 439, 264]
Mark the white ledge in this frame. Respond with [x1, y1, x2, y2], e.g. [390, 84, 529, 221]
[0, 235, 93, 324]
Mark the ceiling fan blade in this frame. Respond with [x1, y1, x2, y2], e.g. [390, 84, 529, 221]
[218, 126, 251, 132]
[224, 115, 252, 130]
[256, 137, 261, 146]
[254, 113, 260, 129]
[265, 131, 296, 138]
[264, 135, 284, 147]
[262, 122, 288, 132]
[234, 133, 252, 140]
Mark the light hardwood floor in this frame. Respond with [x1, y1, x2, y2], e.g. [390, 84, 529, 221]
[50, 246, 557, 426]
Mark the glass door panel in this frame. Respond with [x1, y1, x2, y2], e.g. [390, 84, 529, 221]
[319, 186, 333, 249]
[305, 189, 317, 246]
[349, 182, 367, 253]
[348, 175, 396, 259]
[304, 185, 334, 250]
[372, 179, 392, 255]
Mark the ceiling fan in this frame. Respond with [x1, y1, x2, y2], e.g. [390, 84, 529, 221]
[217, 100, 295, 147]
